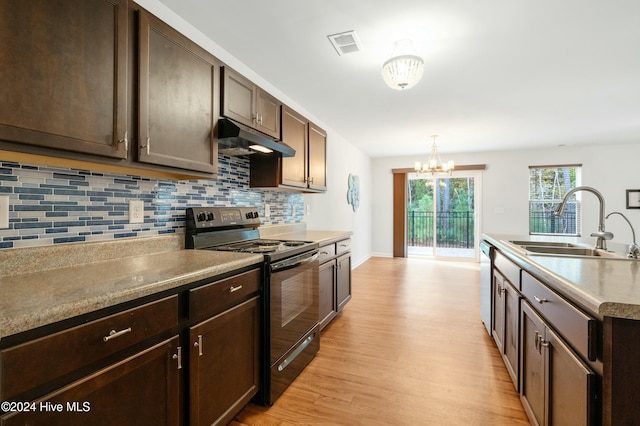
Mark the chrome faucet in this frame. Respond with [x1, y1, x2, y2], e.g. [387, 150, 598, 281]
[553, 186, 613, 251]
[606, 211, 640, 259]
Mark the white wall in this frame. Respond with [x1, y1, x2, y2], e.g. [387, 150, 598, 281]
[303, 132, 372, 268]
[372, 142, 640, 257]
[136, 0, 374, 266]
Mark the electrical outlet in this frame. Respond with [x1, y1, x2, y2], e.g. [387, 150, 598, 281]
[264, 204, 271, 217]
[0, 195, 9, 229]
[129, 200, 145, 224]
[292, 205, 296, 216]
[306, 204, 311, 216]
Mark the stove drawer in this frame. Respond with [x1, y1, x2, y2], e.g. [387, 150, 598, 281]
[189, 268, 261, 322]
[1, 295, 178, 401]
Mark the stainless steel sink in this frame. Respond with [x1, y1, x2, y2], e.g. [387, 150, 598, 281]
[509, 240, 581, 248]
[503, 239, 627, 259]
[520, 246, 602, 256]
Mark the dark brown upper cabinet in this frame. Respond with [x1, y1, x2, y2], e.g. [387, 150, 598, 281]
[138, 10, 218, 174]
[0, 0, 129, 159]
[250, 105, 327, 193]
[221, 67, 281, 139]
[307, 122, 327, 192]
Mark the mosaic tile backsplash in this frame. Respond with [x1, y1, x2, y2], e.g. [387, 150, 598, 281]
[0, 154, 304, 249]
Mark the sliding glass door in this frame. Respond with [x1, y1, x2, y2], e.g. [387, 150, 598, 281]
[407, 171, 481, 259]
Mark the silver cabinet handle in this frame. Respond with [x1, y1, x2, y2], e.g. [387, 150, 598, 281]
[141, 137, 150, 155]
[103, 327, 132, 342]
[194, 334, 203, 356]
[172, 346, 182, 369]
[534, 296, 549, 304]
[229, 285, 243, 293]
[117, 131, 128, 150]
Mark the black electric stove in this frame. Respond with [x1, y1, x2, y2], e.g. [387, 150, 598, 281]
[185, 206, 320, 406]
[185, 207, 317, 261]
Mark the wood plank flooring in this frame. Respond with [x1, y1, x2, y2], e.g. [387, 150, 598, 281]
[232, 256, 530, 425]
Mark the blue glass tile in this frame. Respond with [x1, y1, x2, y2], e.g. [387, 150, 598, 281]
[14, 222, 53, 229]
[114, 232, 137, 238]
[54, 236, 86, 244]
[14, 205, 52, 212]
[47, 228, 68, 234]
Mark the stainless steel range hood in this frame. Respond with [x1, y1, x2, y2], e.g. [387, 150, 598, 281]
[217, 118, 295, 157]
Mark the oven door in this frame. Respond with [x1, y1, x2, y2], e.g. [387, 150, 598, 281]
[269, 249, 319, 365]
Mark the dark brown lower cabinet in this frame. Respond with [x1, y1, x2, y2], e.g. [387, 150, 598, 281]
[492, 270, 520, 390]
[319, 259, 337, 330]
[521, 301, 596, 426]
[336, 253, 352, 311]
[189, 297, 260, 426]
[0, 336, 181, 426]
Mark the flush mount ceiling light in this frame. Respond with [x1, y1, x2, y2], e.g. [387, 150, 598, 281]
[381, 39, 425, 90]
[415, 135, 455, 175]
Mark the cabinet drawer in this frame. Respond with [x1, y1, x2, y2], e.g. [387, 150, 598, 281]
[495, 250, 520, 288]
[1, 295, 178, 401]
[521, 271, 597, 361]
[189, 268, 261, 323]
[336, 238, 351, 255]
[318, 243, 336, 263]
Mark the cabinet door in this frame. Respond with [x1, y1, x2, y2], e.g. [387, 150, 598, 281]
[221, 67, 256, 128]
[1, 336, 181, 426]
[307, 122, 327, 191]
[319, 260, 337, 330]
[521, 302, 546, 426]
[138, 11, 218, 173]
[492, 271, 506, 354]
[0, 0, 128, 159]
[337, 253, 352, 311]
[255, 88, 281, 139]
[190, 297, 260, 426]
[547, 327, 596, 426]
[281, 106, 308, 188]
[503, 280, 520, 390]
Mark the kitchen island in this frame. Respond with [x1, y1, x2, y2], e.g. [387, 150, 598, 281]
[483, 233, 640, 426]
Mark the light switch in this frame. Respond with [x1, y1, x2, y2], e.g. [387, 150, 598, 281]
[0, 195, 8, 229]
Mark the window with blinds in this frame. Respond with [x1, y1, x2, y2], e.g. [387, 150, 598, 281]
[529, 165, 582, 236]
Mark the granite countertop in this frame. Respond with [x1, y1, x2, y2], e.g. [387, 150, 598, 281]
[0, 239, 263, 341]
[0, 228, 353, 342]
[484, 233, 640, 320]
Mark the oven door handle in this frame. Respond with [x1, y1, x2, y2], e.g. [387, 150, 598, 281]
[270, 250, 319, 273]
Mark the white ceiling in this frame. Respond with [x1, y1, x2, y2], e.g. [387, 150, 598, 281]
[158, 0, 640, 158]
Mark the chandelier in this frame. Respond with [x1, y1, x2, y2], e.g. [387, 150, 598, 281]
[415, 135, 455, 175]
[381, 39, 425, 90]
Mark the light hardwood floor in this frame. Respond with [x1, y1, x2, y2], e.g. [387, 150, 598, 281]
[232, 256, 530, 425]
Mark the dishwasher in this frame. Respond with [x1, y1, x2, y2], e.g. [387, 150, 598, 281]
[479, 241, 494, 335]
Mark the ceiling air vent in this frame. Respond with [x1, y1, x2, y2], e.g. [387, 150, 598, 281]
[327, 30, 361, 56]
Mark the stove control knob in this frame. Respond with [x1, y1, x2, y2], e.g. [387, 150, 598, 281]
[206, 212, 215, 221]
[197, 212, 207, 222]
[253, 211, 259, 219]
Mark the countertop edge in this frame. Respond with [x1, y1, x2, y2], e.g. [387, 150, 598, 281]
[483, 233, 640, 321]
